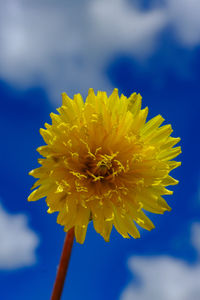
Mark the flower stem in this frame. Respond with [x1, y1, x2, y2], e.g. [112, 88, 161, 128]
[51, 227, 75, 300]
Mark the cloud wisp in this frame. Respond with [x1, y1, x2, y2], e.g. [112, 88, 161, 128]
[0, 203, 39, 270]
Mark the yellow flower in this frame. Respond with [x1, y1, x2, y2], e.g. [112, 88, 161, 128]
[28, 89, 181, 243]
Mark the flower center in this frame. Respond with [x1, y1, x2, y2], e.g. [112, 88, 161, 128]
[83, 152, 124, 183]
[96, 155, 113, 176]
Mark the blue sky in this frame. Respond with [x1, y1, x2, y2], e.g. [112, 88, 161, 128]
[0, 1, 200, 299]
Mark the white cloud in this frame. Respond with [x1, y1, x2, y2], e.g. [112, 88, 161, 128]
[89, 0, 166, 57]
[120, 223, 200, 300]
[0, 203, 39, 270]
[0, 0, 167, 102]
[167, 0, 200, 46]
[0, 0, 200, 102]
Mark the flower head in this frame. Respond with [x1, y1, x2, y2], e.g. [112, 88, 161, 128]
[28, 89, 181, 243]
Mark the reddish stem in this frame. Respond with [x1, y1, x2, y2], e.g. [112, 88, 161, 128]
[51, 228, 75, 300]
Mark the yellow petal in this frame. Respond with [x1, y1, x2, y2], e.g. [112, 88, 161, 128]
[141, 114, 164, 136]
[28, 184, 50, 201]
[158, 146, 182, 161]
[75, 225, 88, 244]
[162, 176, 179, 186]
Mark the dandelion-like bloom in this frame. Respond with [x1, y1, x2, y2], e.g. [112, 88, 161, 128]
[28, 89, 181, 244]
